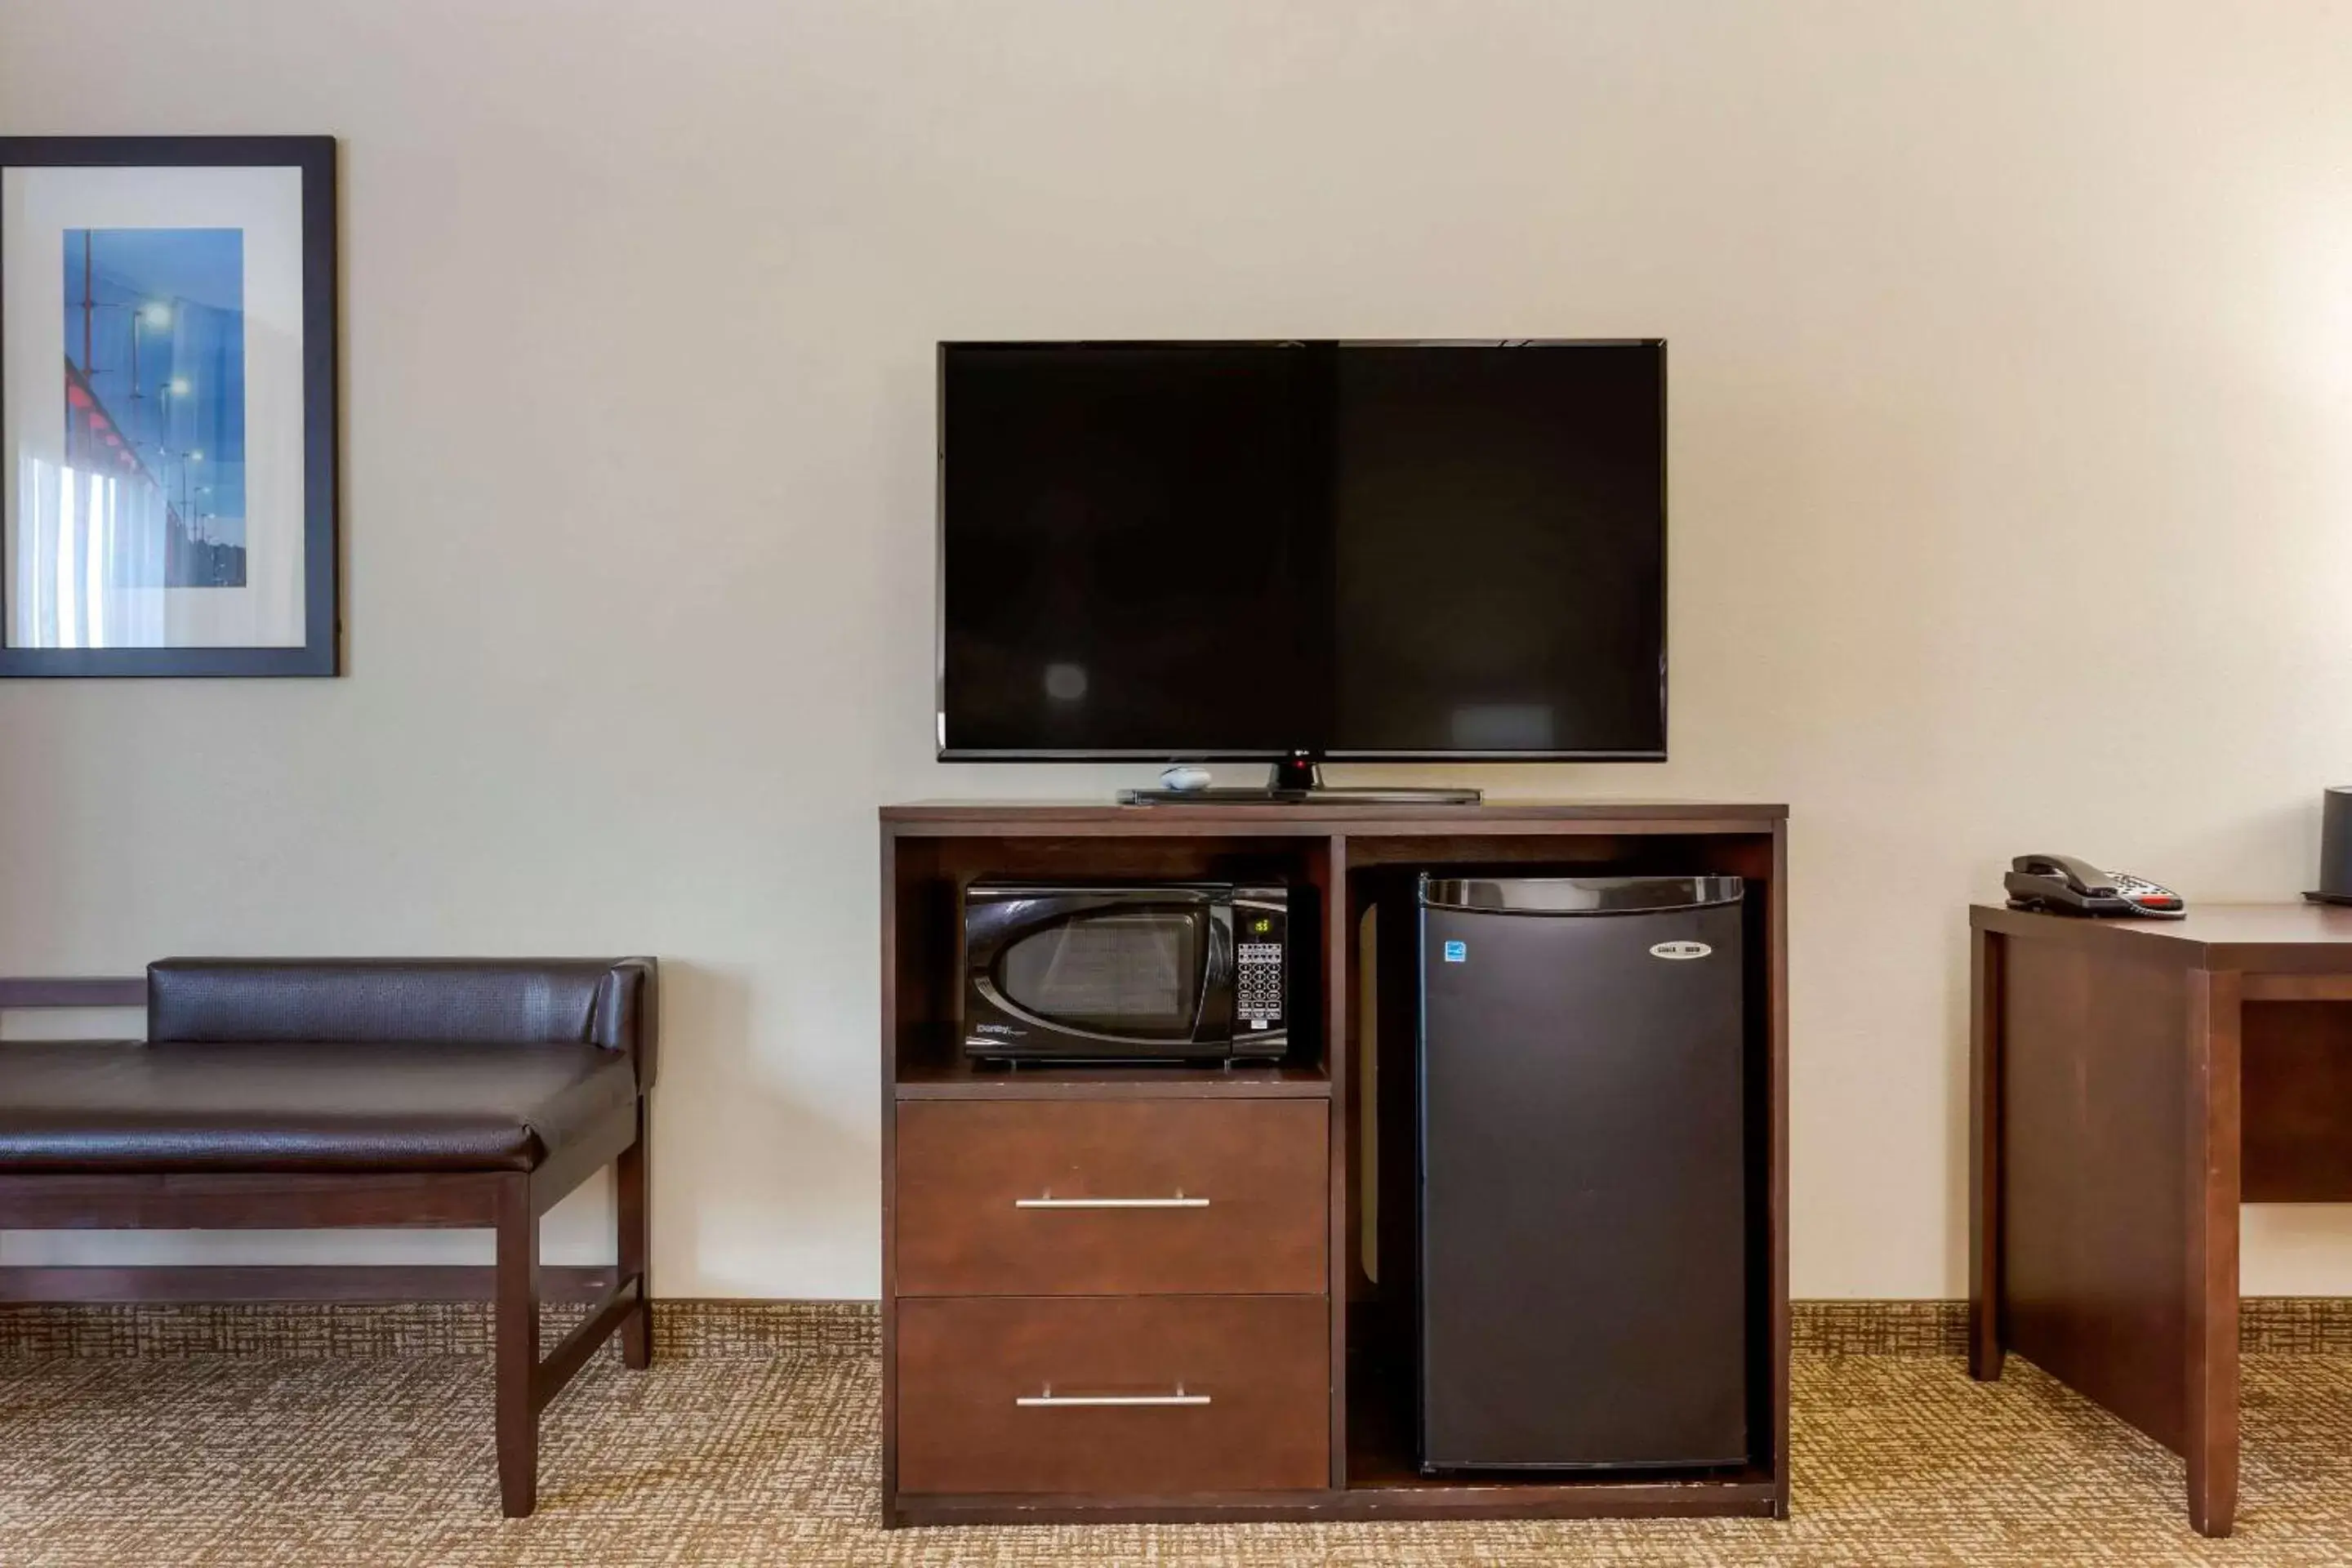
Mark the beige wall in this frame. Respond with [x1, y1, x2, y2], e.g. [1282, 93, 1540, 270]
[5, 1, 2351, 1298]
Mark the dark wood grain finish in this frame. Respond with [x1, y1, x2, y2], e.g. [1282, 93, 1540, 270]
[2242, 1002, 2352, 1200]
[895, 1099, 1326, 1297]
[1962, 902, 2352, 1538]
[0, 1263, 617, 1303]
[895, 1055, 1330, 1100]
[1339, 835, 1630, 869]
[617, 1098, 653, 1369]
[879, 823, 908, 1514]
[1968, 925, 2006, 1381]
[1321, 834, 1350, 1488]
[882, 803, 1789, 1526]
[895, 1294, 1329, 1496]
[1342, 831, 1780, 875]
[2243, 974, 2352, 1002]
[1973, 900, 2352, 973]
[1996, 935, 2192, 1452]
[915, 834, 1334, 880]
[884, 802, 1786, 831]
[2185, 968, 2241, 1537]
[494, 1174, 539, 1517]
[1764, 817, 1791, 1517]
[0, 1171, 507, 1229]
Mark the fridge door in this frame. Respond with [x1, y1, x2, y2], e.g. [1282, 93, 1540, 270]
[1418, 878, 1748, 1471]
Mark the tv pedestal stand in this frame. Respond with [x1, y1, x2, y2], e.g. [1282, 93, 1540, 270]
[1117, 756, 1481, 807]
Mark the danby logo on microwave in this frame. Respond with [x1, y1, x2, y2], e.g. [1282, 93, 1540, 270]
[975, 1023, 1023, 1036]
[1649, 940, 1713, 961]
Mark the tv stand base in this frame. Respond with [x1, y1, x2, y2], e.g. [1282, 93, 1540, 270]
[1118, 758, 1481, 807]
[1118, 786, 1483, 804]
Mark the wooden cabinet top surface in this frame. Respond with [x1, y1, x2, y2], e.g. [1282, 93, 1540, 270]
[881, 800, 1787, 833]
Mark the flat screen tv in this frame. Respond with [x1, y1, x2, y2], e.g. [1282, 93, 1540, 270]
[938, 340, 1666, 786]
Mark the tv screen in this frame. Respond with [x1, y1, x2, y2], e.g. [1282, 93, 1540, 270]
[938, 340, 1665, 761]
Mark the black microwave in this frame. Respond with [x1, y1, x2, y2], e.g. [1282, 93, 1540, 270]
[962, 880, 1297, 1062]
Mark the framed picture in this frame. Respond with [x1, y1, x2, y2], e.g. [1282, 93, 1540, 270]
[0, 136, 336, 677]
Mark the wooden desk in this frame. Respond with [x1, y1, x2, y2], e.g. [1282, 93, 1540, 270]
[1969, 902, 2352, 1537]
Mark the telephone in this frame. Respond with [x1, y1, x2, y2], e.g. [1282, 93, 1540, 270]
[2004, 854, 2186, 919]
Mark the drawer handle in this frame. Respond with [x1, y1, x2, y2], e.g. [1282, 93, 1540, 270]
[1013, 1192, 1209, 1210]
[1017, 1384, 1210, 1409]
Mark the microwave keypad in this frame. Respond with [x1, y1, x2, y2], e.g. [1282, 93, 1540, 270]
[1238, 942, 1284, 1027]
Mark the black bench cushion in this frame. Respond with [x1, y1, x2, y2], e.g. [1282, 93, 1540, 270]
[0, 1040, 637, 1173]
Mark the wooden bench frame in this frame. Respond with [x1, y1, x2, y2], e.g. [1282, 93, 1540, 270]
[0, 977, 652, 1517]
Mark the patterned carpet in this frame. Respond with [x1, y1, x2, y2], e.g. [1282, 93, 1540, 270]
[4, 1306, 2352, 1566]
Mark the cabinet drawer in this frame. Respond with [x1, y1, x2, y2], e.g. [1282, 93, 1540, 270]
[896, 1294, 1329, 1495]
[894, 1098, 1327, 1296]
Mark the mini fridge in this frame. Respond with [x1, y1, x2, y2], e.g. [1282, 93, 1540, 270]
[1417, 874, 1749, 1472]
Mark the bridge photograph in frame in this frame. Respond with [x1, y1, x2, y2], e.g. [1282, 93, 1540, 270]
[0, 136, 336, 678]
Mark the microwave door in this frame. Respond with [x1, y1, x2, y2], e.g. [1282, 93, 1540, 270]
[980, 897, 1219, 1051]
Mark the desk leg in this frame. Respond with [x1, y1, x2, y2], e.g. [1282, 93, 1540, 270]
[1968, 926, 2007, 1381]
[2185, 969, 2242, 1538]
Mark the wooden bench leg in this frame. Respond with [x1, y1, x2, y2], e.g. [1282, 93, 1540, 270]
[495, 1174, 541, 1519]
[618, 1101, 653, 1370]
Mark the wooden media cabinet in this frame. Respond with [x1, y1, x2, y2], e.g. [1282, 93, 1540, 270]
[879, 800, 1788, 1526]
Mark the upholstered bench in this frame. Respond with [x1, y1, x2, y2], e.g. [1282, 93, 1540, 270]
[0, 958, 657, 1517]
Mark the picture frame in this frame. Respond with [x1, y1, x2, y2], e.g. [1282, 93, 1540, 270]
[0, 136, 338, 677]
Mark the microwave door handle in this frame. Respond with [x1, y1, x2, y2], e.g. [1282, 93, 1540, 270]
[1197, 903, 1236, 1041]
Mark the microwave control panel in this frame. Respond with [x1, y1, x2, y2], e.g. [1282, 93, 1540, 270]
[1233, 889, 1288, 1037]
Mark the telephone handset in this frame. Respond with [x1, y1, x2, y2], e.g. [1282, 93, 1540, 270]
[2005, 854, 2186, 919]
